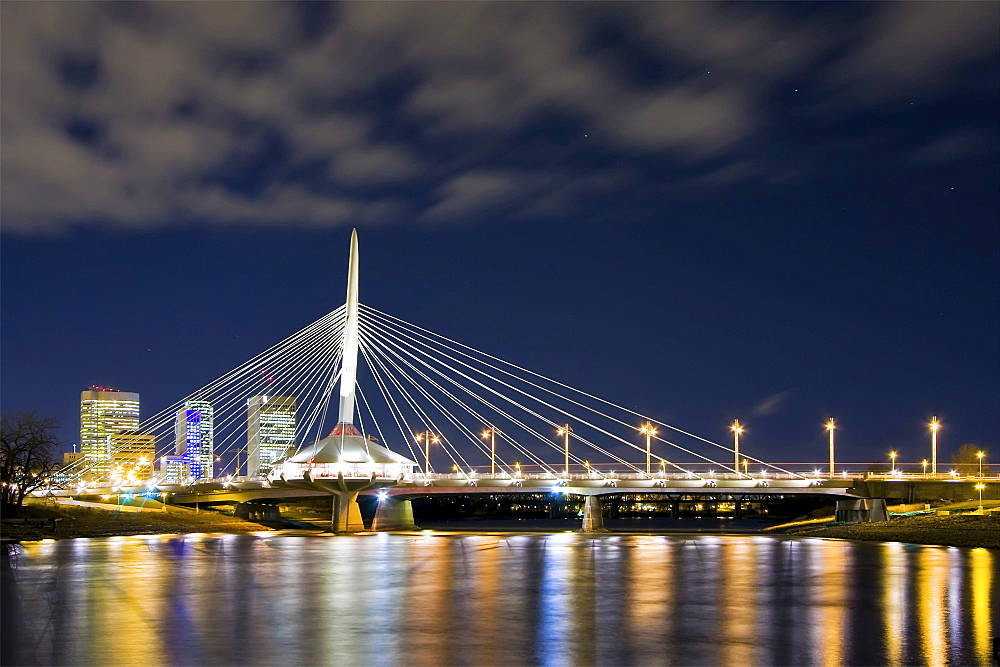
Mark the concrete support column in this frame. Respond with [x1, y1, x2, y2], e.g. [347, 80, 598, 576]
[734, 498, 743, 519]
[671, 501, 680, 519]
[372, 497, 418, 531]
[580, 495, 607, 532]
[330, 491, 365, 533]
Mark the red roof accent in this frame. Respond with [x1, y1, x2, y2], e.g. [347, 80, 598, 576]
[329, 423, 362, 436]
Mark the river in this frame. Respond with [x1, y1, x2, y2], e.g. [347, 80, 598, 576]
[2, 531, 997, 666]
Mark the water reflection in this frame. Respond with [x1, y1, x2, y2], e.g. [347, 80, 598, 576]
[3, 533, 997, 666]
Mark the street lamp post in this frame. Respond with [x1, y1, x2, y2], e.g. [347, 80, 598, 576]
[482, 428, 498, 476]
[975, 483, 985, 513]
[825, 418, 836, 477]
[414, 431, 440, 477]
[640, 422, 657, 475]
[731, 420, 744, 477]
[556, 425, 572, 476]
[929, 417, 940, 475]
[742, 459, 749, 476]
[922, 459, 928, 478]
[977, 450, 984, 478]
[890, 450, 898, 476]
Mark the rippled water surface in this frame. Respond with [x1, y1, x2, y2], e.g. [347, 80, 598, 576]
[2, 532, 997, 666]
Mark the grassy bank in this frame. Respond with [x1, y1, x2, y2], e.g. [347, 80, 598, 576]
[766, 500, 1000, 548]
[1, 500, 272, 542]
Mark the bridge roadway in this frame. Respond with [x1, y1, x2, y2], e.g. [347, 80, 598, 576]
[52, 473, 859, 531]
[140, 473, 857, 504]
[51, 473, 996, 531]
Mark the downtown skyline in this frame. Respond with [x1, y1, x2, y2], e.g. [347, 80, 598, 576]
[1, 2, 997, 466]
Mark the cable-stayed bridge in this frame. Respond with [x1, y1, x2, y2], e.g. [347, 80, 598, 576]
[48, 231, 984, 531]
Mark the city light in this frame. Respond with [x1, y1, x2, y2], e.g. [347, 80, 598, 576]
[975, 483, 985, 513]
[977, 450, 984, 477]
[825, 418, 836, 476]
[640, 422, 657, 475]
[730, 420, 743, 477]
[414, 431, 440, 476]
[481, 427, 498, 476]
[889, 450, 898, 476]
[556, 425, 572, 475]
[929, 417, 940, 475]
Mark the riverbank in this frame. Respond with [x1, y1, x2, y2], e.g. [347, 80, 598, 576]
[1, 501, 272, 542]
[766, 500, 1000, 548]
[6, 499, 999, 547]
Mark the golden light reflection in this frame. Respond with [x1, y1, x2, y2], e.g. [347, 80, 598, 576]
[89, 537, 166, 665]
[882, 542, 907, 665]
[568, 536, 599, 663]
[400, 534, 453, 665]
[917, 548, 948, 667]
[470, 536, 506, 659]
[625, 536, 674, 658]
[812, 541, 848, 667]
[970, 548, 994, 661]
[719, 537, 758, 666]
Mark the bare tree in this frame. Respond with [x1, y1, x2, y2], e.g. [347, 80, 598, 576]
[951, 443, 984, 475]
[1, 413, 60, 513]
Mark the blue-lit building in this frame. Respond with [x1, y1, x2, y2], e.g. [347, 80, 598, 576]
[174, 400, 214, 480]
[158, 455, 186, 483]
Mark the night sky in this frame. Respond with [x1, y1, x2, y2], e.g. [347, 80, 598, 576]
[2, 2, 998, 467]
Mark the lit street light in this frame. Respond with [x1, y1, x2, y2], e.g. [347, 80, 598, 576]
[889, 450, 898, 476]
[731, 420, 744, 477]
[556, 425, 572, 476]
[975, 483, 985, 513]
[481, 427, 498, 476]
[929, 417, 940, 474]
[414, 431, 440, 476]
[640, 422, 657, 475]
[825, 418, 836, 477]
[922, 459, 928, 478]
[977, 450, 984, 477]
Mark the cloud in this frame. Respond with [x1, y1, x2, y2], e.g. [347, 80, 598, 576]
[1, 3, 996, 235]
[752, 391, 790, 417]
[829, 3, 1000, 101]
[912, 130, 998, 165]
[424, 170, 543, 222]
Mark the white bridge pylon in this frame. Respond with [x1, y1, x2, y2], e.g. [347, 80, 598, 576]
[57, 230, 813, 496]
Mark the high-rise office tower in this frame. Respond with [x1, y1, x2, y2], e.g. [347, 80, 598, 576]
[247, 395, 296, 477]
[174, 401, 215, 480]
[80, 387, 140, 477]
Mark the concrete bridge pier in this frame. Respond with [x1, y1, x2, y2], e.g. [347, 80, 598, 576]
[278, 471, 389, 533]
[580, 495, 608, 532]
[372, 497, 418, 531]
[330, 491, 366, 533]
